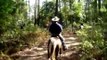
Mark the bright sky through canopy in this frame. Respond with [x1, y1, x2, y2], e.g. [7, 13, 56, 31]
[28, 0, 52, 17]
[30, 0, 52, 6]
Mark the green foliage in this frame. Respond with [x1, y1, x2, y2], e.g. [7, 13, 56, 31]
[0, 0, 27, 35]
[76, 23, 106, 59]
[0, 52, 11, 60]
[0, 0, 28, 59]
[39, 1, 55, 27]
[0, 0, 107, 59]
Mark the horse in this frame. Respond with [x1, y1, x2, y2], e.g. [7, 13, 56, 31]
[48, 36, 62, 60]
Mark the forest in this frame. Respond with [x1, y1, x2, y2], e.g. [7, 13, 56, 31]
[0, 0, 107, 60]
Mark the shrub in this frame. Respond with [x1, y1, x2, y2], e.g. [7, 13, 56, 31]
[76, 24, 105, 60]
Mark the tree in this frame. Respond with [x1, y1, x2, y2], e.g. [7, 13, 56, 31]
[55, 0, 58, 16]
[0, 0, 26, 35]
[40, 1, 55, 27]
[98, 0, 101, 15]
[34, 0, 40, 26]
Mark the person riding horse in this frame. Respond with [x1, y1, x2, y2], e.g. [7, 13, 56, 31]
[49, 16, 67, 51]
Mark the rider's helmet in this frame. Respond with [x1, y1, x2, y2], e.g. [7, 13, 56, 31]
[51, 16, 59, 22]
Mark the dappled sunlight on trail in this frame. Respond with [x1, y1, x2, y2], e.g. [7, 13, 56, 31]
[11, 33, 81, 60]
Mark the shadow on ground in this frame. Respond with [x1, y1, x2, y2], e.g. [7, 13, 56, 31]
[11, 34, 81, 60]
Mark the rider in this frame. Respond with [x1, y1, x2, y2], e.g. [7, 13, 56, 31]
[49, 16, 67, 51]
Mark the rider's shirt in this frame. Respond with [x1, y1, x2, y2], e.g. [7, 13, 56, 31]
[49, 22, 62, 35]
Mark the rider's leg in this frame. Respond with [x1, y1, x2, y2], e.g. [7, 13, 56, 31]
[58, 33, 67, 51]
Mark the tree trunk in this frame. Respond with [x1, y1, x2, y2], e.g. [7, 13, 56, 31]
[37, 0, 40, 26]
[55, 0, 58, 16]
[69, 0, 71, 9]
[98, 0, 101, 15]
[34, 0, 40, 26]
[34, 0, 37, 25]
[95, 0, 98, 21]
[59, 0, 61, 12]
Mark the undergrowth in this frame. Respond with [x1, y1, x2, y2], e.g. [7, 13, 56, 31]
[76, 23, 107, 60]
[0, 25, 49, 60]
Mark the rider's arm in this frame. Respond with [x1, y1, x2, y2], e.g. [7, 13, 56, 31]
[56, 22, 63, 31]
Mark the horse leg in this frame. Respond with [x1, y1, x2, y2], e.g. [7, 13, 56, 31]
[48, 40, 54, 59]
[48, 40, 51, 58]
[59, 48, 62, 54]
[55, 45, 59, 60]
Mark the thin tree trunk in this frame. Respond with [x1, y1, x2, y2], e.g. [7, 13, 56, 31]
[34, 0, 40, 26]
[59, 0, 61, 12]
[34, 0, 37, 25]
[94, 0, 98, 21]
[37, 0, 40, 26]
[69, 0, 71, 9]
[55, 0, 58, 16]
[98, 0, 101, 15]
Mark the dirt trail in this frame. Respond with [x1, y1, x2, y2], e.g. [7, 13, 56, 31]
[11, 34, 81, 60]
